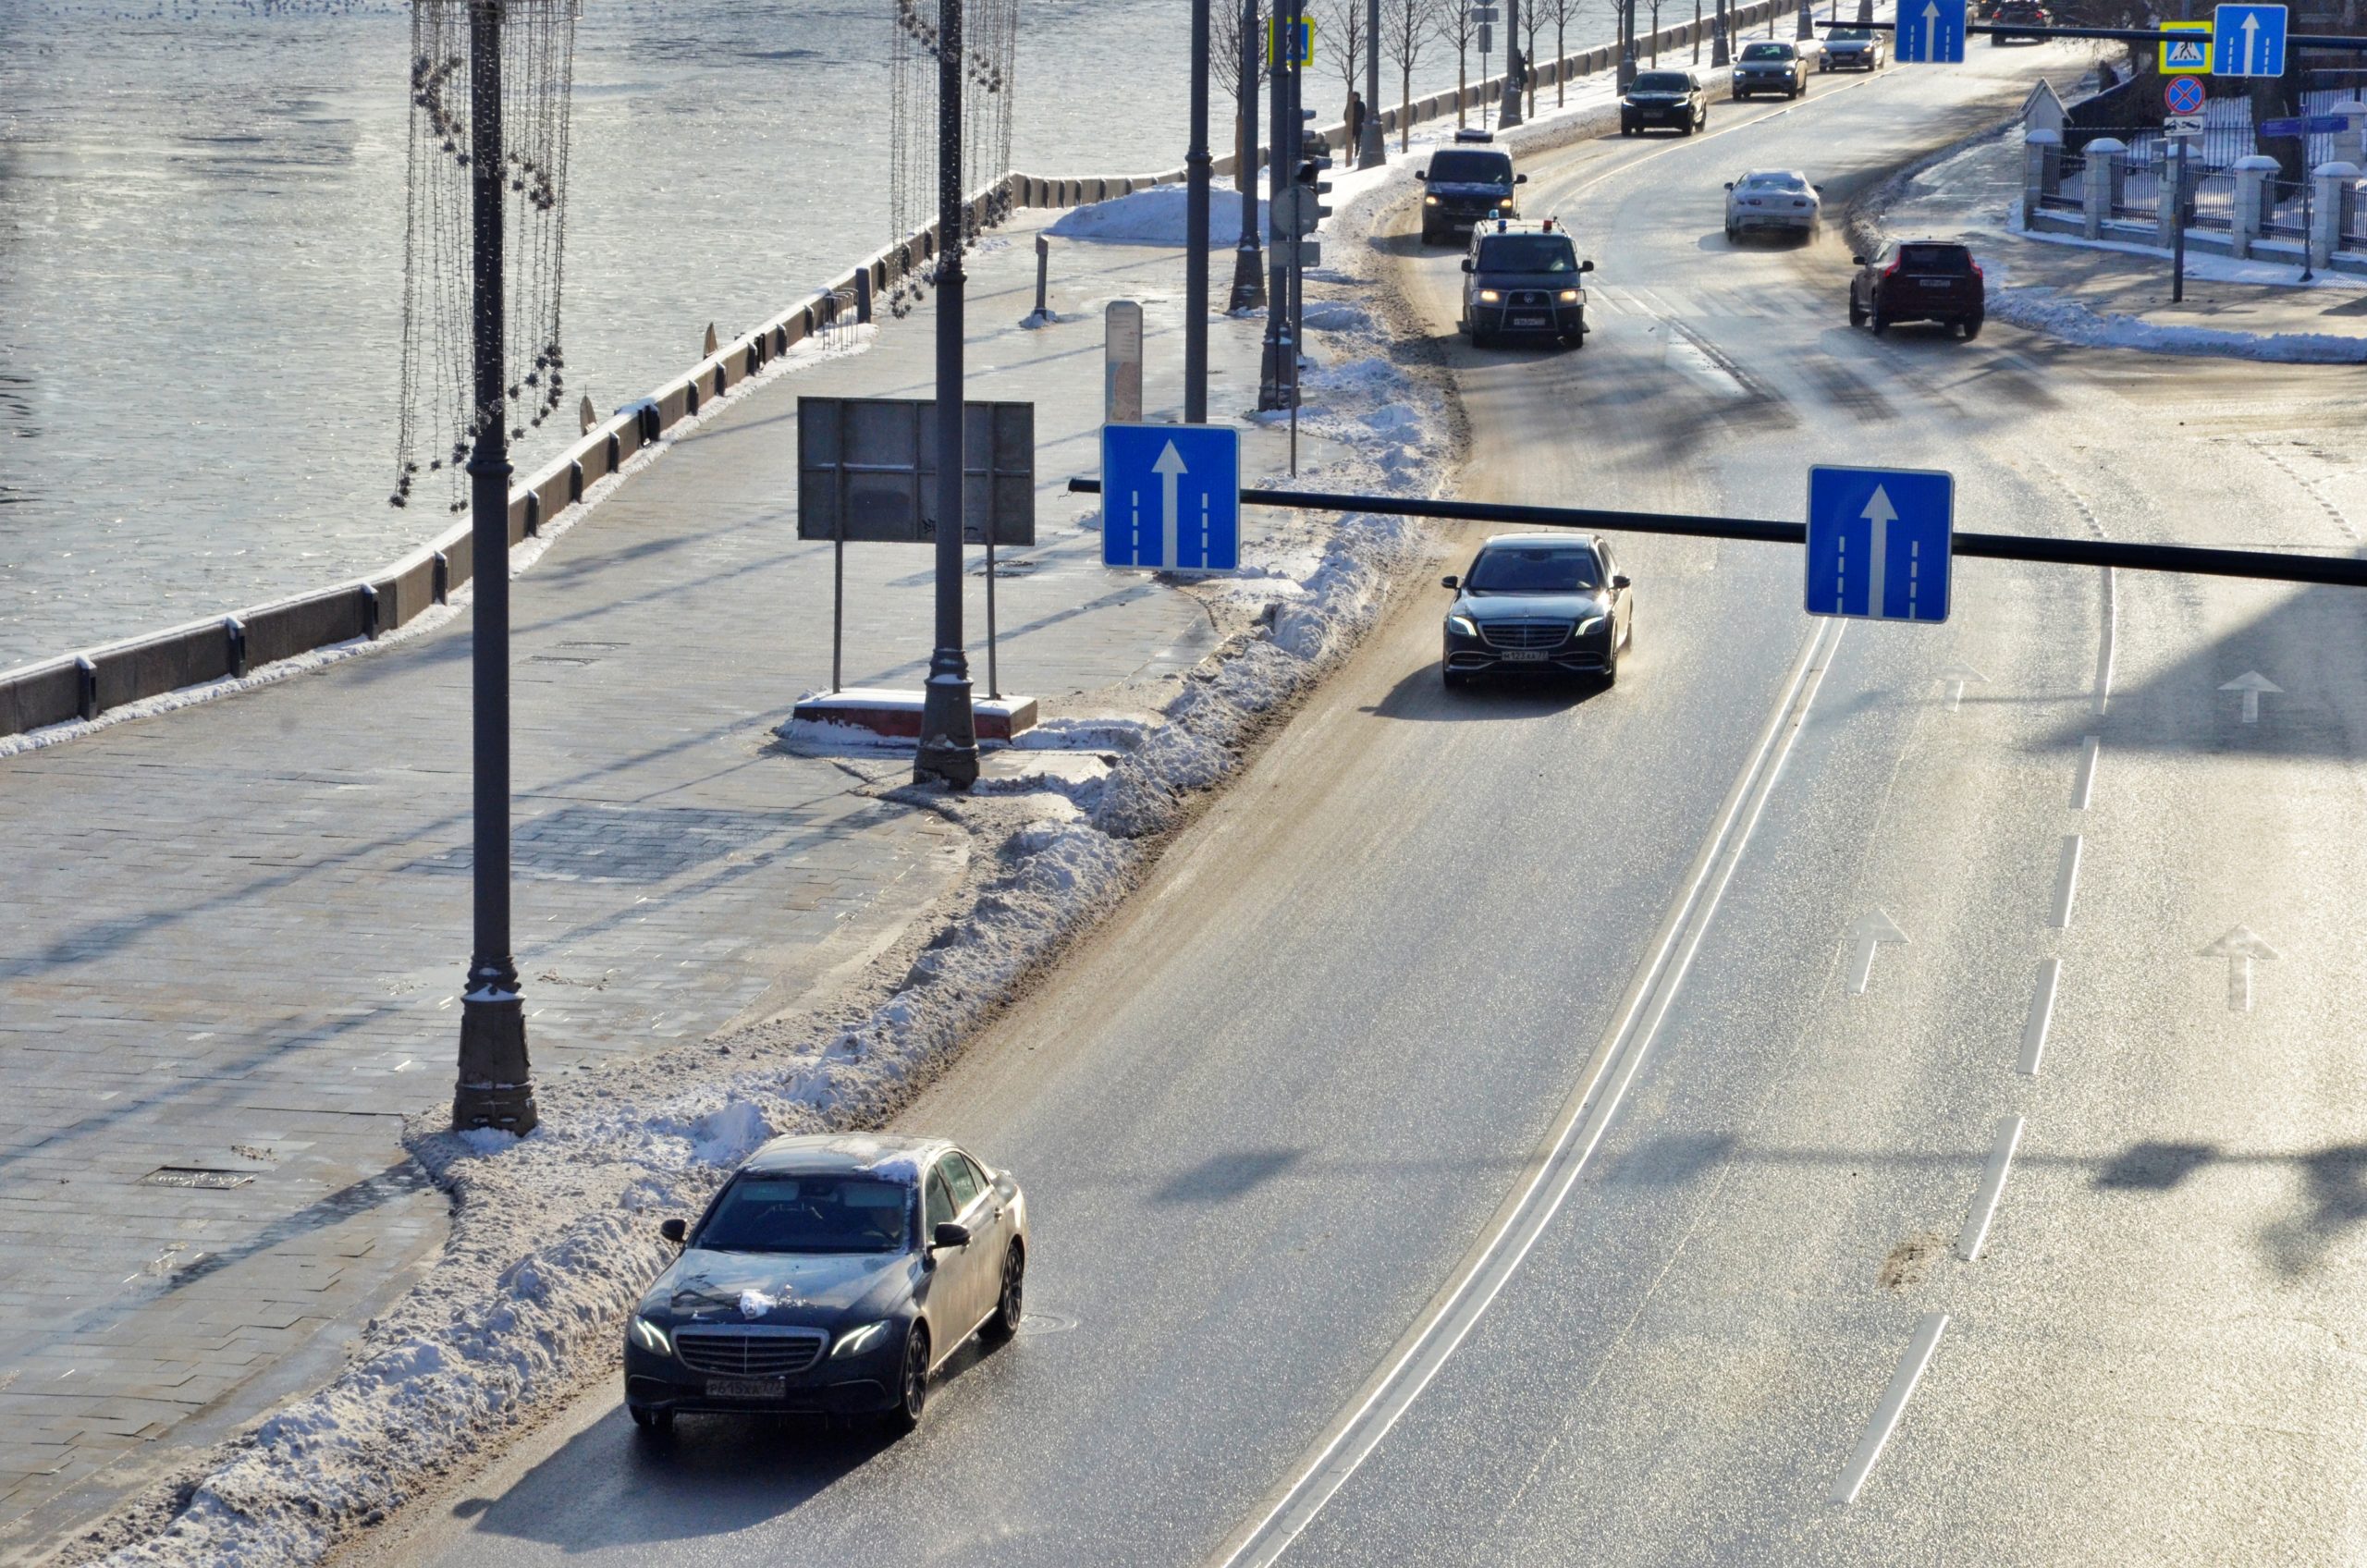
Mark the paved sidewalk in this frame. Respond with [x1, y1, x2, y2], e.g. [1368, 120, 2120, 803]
[0, 216, 1315, 1560]
[1881, 130, 2367, 345]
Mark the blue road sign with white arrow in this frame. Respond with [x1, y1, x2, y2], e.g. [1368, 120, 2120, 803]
[1897, 0, 1967, 64]
[2211, 2, 2287, 77]
[1101, 423, 1242, 572]
[1805, 465, 1954, 623]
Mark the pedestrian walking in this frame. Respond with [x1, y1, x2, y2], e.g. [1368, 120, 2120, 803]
[1346, 90, 1367, 165]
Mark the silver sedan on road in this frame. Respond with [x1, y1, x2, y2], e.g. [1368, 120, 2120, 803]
[1723, 168, 1822, 242]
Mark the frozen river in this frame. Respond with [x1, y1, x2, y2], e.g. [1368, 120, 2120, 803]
[0, 0, 1503, 667]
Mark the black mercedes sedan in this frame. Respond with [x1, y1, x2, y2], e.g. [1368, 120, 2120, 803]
[624, 1132, 1028, 1436]
[1441, 533, 1632, 688]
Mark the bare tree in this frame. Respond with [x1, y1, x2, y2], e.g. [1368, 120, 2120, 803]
[1539, 0, 1582, 103]
[1381, 0, 1432, 149]
[1429, 0, 1480, 127]
[1317, 0, 1369, 145]
[1521, 0, 1544, 115]
[1214, 0, 1263, 175]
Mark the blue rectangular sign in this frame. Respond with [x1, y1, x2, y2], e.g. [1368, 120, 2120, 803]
[2211, 3, 2287, 77]
[1805, 465, 1954, 624]
[1102, 424, 1241, 572]
[2263, 114, 2349, 136]
[1897, 0, 1968, 64]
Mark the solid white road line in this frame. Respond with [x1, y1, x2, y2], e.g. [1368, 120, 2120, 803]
[1206, 619, 1848, 1568]
[2049, 834, 2082, 929]
[2072, 734, 2100, 810]
[1956, 1115, 2025, 1262]
[2018, 958, 2058, 1077]
[1831, 1311, 1950, 1506]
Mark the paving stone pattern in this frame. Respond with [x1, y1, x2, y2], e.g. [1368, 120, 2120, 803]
[0, 220, 1283, 1556]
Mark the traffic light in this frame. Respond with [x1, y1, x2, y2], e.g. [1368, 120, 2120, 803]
[1295, 153, 1333, 229]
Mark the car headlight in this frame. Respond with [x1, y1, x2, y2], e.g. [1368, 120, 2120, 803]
[1557, 289, 1581, 302]
[630, 1317, 673, 1356]
[1476, 288, 1502, 303]
[831, 1320, 893, 1359]
[1576, 615, 1607, 637]
[1447, 614, 1478, 638]
[1424, 194, 1440, 205]
[1498, 197, 1515, 208]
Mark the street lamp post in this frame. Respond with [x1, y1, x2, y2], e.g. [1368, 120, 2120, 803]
[1231, 0, 1267, 312]
[453, 0, 535, 1134]
[1258, 10, 1296, 410]
[914, 0, 979, 789]
[1361, 0, 1388, 166]
[1500, 0, 1526, 128]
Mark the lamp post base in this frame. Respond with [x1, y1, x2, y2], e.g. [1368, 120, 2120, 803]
[914, 671, 979, 789]
[454, 974, 536, 1133]
[1231, 241, 1268, 312]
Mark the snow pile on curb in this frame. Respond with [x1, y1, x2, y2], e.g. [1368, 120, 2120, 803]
[1046, 181, 1267, 246]
[1984, 286, 2367, 362]
[77, 192, 1448, 1568]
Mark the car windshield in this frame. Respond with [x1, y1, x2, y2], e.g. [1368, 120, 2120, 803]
[1741, 43, 1792, 58]
[1898, 242, 1974, 273]
[695, 1174, 910, 1253]
[1429, 152, 1514, 184]
[1632, 72, 1690, 92]
[1743, 173, 1808, 191]
[1477, 236, 1577, 273]
[1466, 545, 1600, 593]
[1829, 25, 1872, 37]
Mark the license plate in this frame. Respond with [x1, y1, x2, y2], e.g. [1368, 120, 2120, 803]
[1512, 314, 1546, 326]
[1502, 648, 1550, 663]
[1919, 278, 1952, 288]
[705, 1377, 786, 1399]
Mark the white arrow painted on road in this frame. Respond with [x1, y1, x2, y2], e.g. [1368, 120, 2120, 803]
[2220, 669, 2281, 724]
[1846, 909, 1909, 996]
[1936, 663, 1987, 712]
[1152, 440, 1188, 569]
[1862, 486, 1896, 618]
[2201, 925, 2278, 1012]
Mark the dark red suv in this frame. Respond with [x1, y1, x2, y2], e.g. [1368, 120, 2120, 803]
[1849, 240, 1984, 338]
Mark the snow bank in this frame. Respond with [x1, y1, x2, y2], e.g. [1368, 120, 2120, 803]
[1986, 286, 2367, 363]
[1046, 182, 1268, 247]
[84, 159, 1450, 1568]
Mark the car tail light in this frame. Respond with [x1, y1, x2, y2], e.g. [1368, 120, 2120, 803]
[1969, 261, 1984, 279]
[1883, 260, 1902, 279]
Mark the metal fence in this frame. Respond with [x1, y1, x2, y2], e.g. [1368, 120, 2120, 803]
[2114, 160, 2161, 220]
[2189, 169, 2238, 231]
[2262, 178, 2311, 242]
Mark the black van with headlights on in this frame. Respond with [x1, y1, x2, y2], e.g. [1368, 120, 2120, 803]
[1416, 136, 1527, 244]
[1461, 219, 1594, 349]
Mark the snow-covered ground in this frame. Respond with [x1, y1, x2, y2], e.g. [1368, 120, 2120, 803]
[77, 149, 1454, 1568]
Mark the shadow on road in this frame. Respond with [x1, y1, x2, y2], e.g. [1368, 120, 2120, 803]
[1364, 663, 1602, 722]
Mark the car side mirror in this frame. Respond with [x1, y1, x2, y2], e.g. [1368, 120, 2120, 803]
[1724, 181, 1735, 190]
[931, 1220, 972, 1251]
[1851, 255, 1868, 265]
[1461, 258, 1474, 273]
[1813, 184, 1825, 193]
[1613, 573, 1632, 590]
[660, 1218, 687, 1245]
[1415, 169, 1427, 180]
[1515, 173, 1528, 184]
[1580, 259, 1596, 273]
[1441, 574, 1460, 590]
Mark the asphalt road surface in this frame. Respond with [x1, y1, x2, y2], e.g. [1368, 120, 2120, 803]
[349, 44, 2367, 1568]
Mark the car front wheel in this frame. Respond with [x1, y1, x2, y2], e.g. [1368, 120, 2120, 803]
[986, 1243, 1024, 1342]
[885, 1324, 929, 1435]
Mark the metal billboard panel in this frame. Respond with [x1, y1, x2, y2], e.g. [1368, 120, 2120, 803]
[797, 397, 1036, 545]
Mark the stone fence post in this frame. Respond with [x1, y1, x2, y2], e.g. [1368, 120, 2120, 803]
[2231, 153, 2279, 259]
[2312, 161, 2360, 267]
[2081, 137, 2125, 239]
[2335, 102, 2367, 171]
[2023, 129, 2061, 225]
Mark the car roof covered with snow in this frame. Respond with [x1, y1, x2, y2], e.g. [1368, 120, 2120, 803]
[741, 1132, 952, 1180]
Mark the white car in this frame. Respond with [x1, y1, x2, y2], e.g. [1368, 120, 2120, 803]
[1723, 168, 1822, 242]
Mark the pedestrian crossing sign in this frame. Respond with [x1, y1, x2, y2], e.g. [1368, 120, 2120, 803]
[2159, 21, 2211, 72]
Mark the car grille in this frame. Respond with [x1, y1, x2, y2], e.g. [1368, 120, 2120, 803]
[1502, 289, 1556, 309]
[672, 1327, 828, 1377]
[1480, 619, 1574, 650]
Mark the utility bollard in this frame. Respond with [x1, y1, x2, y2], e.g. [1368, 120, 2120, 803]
[2231, 154, 2278, 260]
[1028, 234, 1053, 325]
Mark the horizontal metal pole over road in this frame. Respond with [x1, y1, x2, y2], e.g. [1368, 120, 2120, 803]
[1816, 18, 2367, 49]
[1067, 476, 2367, 587]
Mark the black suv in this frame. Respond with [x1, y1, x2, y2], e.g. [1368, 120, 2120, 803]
[1850, 240, 1985, 337]
[1731, 41, 1809, 98]
[1417, 141, 1526, 245]
[1462, 221, 1594, 349]
[1989, 0, 2053, 42]
[1621, 68, 1709, 135]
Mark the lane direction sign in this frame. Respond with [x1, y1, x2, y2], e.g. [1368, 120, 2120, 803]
[1897, 0, 1967, 64]
[2164, 75, 2206, 116]
[2211, 3, 2286, 78]
[2159, 19, 2211, 72]
[1101, 423, 1242, 571]
[1805, 465, 1955, 623]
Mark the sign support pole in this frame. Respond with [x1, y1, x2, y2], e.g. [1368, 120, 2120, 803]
[1186, 0, 1212, 423]
[1258, 15, 1295, 410]
[915, 0, 979, 789]
[832, 533, 845, 692]
[2174, 135, 2190, 301]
